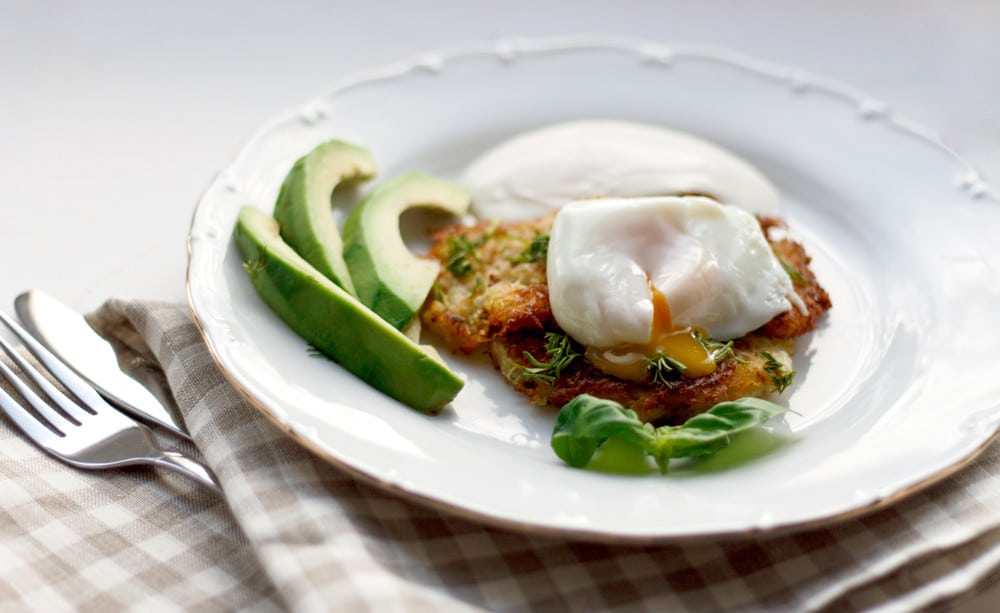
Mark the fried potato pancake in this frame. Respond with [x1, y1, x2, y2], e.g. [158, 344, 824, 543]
[420, 211, 831, 424]
[421, 214, 556, 353]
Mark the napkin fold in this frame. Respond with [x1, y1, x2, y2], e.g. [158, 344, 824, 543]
[1, 298, 999, 611]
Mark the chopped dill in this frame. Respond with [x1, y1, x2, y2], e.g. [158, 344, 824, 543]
[645, 352, 687, 386]
[445, 232, 480, 277]
[694, 332, 745, 364]
[760, 351, 795, 393]
[444, 221, 500, 278]
[511, 233, 550, 264]
[517, 332, 579, 384]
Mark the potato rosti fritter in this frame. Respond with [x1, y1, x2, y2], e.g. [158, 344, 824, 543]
[421, 214, 556, 353]
[420, 211, 830, 424]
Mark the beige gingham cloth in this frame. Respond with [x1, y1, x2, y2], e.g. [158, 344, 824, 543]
[2, 299, 1000, 611]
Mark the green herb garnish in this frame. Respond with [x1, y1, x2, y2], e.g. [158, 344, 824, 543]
[511, 233, 550, 264]
[517, 332, 579, 384]
[445, 232, 480, 277]
[779, 257, 805, 283]
[444, 222, 500, 278]
[550, 394, 789, 473]
[760, 351, 795, 393]
[694, 333, 744, 364]
[645, 351, 686, 386]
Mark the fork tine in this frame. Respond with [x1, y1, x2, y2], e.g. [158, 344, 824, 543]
[0, 331, 93, 425]
[0, 357, 67, 436]
[0, 383, 64, 443]
[0, 311, 98, 422]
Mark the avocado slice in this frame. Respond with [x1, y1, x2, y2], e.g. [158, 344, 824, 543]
[234, 206, 464, 413]
[342, 173, 471, 329]
[273, 140, 377, 296]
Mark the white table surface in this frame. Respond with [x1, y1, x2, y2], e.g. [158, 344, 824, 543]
[2, 1, 999, 610]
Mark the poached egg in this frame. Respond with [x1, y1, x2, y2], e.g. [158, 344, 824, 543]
[546, 196, 795, 381]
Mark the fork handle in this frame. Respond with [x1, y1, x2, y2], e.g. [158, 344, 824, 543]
[152, 451, 223, 493]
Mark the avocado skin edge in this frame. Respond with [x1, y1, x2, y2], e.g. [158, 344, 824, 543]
[234, 206, 463, 414]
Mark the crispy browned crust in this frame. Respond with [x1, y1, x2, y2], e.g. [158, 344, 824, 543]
[491, 332, 794, 424]
[758, 217, 833, 338]
[420, 211, 830, 423]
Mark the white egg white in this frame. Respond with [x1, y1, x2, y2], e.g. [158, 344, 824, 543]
[546, 196, 794, 347]
[465, 119, 781, 221]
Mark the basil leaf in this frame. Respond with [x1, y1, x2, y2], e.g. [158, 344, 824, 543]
[550, 394, 655, 467]
[586, 436, 652, 474]
[656, 397, 790, 461]
[550, 394, 789, 473]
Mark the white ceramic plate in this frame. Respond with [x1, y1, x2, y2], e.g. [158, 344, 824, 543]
[187, 36, 1000, 541]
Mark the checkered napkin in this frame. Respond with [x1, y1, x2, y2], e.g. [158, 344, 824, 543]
[2, 299, 1000, 612]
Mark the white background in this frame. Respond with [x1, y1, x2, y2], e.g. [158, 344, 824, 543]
[2, 0, 999, 608]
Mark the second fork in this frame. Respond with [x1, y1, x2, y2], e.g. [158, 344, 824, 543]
[0, 310, 221, 493]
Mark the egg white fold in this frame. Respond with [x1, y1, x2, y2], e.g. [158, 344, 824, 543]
[546, 196, 794, 347]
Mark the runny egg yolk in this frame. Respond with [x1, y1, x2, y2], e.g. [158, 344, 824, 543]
[584, 284, 716, 383]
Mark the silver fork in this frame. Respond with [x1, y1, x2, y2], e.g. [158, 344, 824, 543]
[0, 310, 221, 493]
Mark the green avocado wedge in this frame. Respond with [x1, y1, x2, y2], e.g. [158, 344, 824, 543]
[342, 173, 471, 329]
[273, 139, 377, 296]
[234, 206, 464, 414]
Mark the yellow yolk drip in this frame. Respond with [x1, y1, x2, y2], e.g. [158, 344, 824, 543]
[584, 284, 716, 383]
